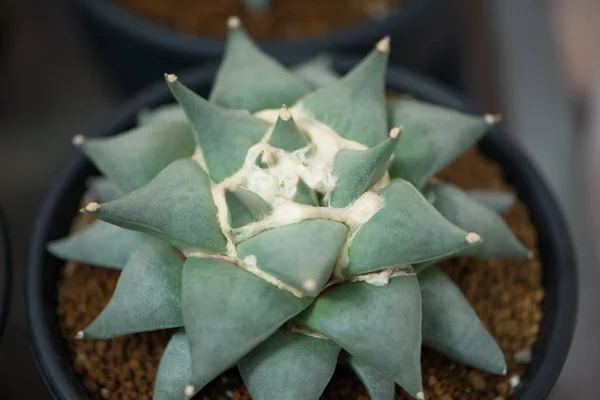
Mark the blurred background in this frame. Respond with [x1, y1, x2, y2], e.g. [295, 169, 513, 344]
[0, 0, 599, 398]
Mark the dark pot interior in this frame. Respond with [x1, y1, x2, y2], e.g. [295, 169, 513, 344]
[0, 206, 11, 341]
[74, 0, 460, 94]
[24, 58, 576, 399]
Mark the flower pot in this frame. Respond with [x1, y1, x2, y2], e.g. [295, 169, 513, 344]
[0, 206, 11, 341]
[74, 0, 459, 93]
[24, 58, 576, 399]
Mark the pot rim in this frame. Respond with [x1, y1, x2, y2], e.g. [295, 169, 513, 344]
[0, 205, 11, 341]
[24, 59, 577, 400]
[75, 0, 439, 58]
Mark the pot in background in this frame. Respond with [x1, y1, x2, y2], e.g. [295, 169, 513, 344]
[24, 59, 576, 399]
[74, 0, 460, 93]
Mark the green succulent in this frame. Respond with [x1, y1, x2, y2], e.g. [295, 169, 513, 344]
[48, 16, 531, 400]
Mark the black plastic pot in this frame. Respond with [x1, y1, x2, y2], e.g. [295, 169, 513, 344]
[25, 59, 576, 399]
[75, 0, 459, 93]
[0, 206, 11, 341]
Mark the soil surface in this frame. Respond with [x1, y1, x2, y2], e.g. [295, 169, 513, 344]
[114, 0, 403, 40]
[56, 146, 543, 400]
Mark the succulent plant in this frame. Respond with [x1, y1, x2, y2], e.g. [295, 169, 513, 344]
[48, 16, 531, 400]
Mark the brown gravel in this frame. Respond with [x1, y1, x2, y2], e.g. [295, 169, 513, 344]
[114, 0, 402, 40]
[56, 146, 543, 399]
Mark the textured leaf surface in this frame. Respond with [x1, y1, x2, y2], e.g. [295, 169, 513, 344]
[239, 330, 340, 400]
[293, 178, 319, 206]
[86, 159, 227, 252]
[419, 267, 506, 374]
[79, 122, 195, 192]
[237, 219, 348, 296]
[182, 257, 312, 393]
[84, 177, 124, 202]
[47, 220, 144, 269]
[346, 179, 475, 276]
[425, 182, 529, 258]
[83, 239, 183, 338]
[209, 22, 311, 112]
[268, 108, 308, 152]
[341, 352, 396, 400]
[295, 273, 424, 398]
[467, 190, 516, 213]
[167, 77, 266, 183]
[154, 329, 192, 400]
[298, 44, 389, 147]
[226, 187, 271, 228]
[329, 133, 399, 207]
[388, 98, 495, 189]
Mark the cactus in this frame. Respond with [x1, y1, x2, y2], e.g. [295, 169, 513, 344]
[48, 16, 532, 400]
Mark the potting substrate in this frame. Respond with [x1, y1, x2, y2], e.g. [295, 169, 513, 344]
[115, 0, 406, 40]
[56, 145, 542, 400]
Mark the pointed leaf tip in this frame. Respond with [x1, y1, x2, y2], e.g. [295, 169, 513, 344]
[279, 104, 291, 121]
[466, 232, 481, 244]
[184, 385, 195, 398]
[165, 73, 178, 83]
[72, 134, 85, 146]
[485, 113, 502, 124]
[84, 202, 101, 212]
[376, 36, 390, 53]
[227, 15, 241, 29]
[389, 126, 401, 138]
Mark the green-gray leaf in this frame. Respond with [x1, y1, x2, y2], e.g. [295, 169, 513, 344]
[467, 189, 516, 213]
[226, 187, 271, 228]
[82, 239, 183, 338]
[138, 104, 186, 126]
[295, 272, 424, 398]
[84, 177, 124, 202]
[268, 106, 309, 152]
[78, 121, 196, 192]
[388, 98, 497, 190]
[238, 330, 340, 400]
[297, 43, 389, 147]
[419, 266, 506, 374]
[293, 178, 319, 206]
[237, 219, 348, 296]
[425, 182, 530, 259]
[84, 159, 227, 252]
[341, 352, 396, 400]
[181, 257, 312, 394]
[346, 179, 478, 277]
[166, 76, 267, 183]
[154, 329, 192, 400]
[209, 21, 311, 113]
[47, 220, 145, 269]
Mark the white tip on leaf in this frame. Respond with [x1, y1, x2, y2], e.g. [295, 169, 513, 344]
[84, 202, 101, 212]
[165, 73, 178, 83]
[184, 385, 196, 398]
[527, 250, 534, 260]
[484, 113, 502, 125]
[302, 278, 317, 292]
[376, 36, 390, 53]
[72, 134, 85, 146]
[465, 232, 481, 245]
[389, 126, 401, 139]
[75, 331, 84, 339]
[227, 16, 241, 29]
[279, 104, 291, 121]
[416, 392, 425, 399]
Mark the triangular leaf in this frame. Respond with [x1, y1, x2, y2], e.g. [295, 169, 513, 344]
[76, 121, 196, 192]
[138, 104, 186, 126]
[209, 18, 311, 113]
[226, 187, 271, 228]
[166, 75, 267, 183]
[268, 105, 309, 152]
[467, 190, 516, 213]
[293, 178, 319, 206]
[47, 220, 145, 269]
[84, 159, 227, 252]
[341, 352, 396, 400]
[238, 330, 340, 400]
[329, 129, 399, 207]
[419, 266, 506, 374]
[295, 272, 424, 399]
[297, 39, 390, 147]
[424, 182, 530, 259]
[292, 55, 340, 89]
[84, 177, 124, 202]
[82, 239, 183, 338]
[346, 179, 479, 277]
[237, 219, 348, 296]
[154, 329, 192, 400]
[388, 98, 498, 190]
[181, 257, 311, 394]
